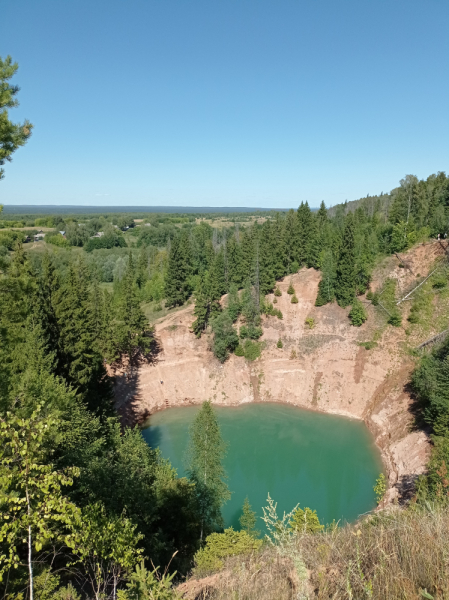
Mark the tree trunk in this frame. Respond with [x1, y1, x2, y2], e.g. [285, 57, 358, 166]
[26, 486, 34, 600]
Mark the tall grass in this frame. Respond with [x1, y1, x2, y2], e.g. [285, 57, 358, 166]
[194, 505, 449, 600]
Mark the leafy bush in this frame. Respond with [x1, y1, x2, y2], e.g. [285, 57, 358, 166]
[277, 339, 283, 349]
[194, 528, 262, 575]
[118, 561, 177, 600]
[358, 341, 377, 350]
[46, 233, 71, 248]
[287, 283, 294, 295]
[243, 339, 262, 361]
[0, 230, 24, 250]
[85, 233, 127, 252]
[305, 317, 315, 329]
[274, 287, 282, 297]
[211, 312, 239, 362]
[290, 260, 299, 274]
[349, 298, 368, 326]
[388, 310, 402, 327]
[291, 294, 298, 304]
[289, 506, 324, 534]
[234, 344, 244, 357]
[373, 473, 387, 505]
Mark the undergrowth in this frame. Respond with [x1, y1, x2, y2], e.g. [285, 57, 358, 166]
[195, 504, 449, 600]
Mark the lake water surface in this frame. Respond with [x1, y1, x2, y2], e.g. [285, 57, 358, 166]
[142, 403, 383, 529]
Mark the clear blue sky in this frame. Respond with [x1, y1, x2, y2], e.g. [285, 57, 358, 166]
[1, 0, 448, 208]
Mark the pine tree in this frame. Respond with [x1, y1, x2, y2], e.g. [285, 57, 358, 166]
[239, 497, 258, 537]
[185, 401, 231, 539]
[165, 232, 192, 307]
[335, 213, 356, 308]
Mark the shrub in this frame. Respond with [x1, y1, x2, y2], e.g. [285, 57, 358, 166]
[85, 234, 127, 252]
[349, 298, 368, 326]
[290, 260, 299, 274]
[305, 317, 315, 329]
[289, 506, 324, 534]
[46, 233, 71, 248]
[358, 341, 377, 350]
[239, 325, 248, 339]
[234, 344, 244, 357]
[287, 283, 294, 295]
[290, 349, 297, 359]
[388, 310, 402, 327]
[291, 294, 298, 304]
[194, 528, 262, 575]
[277, 339, 283, 349]
[366, 290, 374, 300]
[274, 287, 282, 297]
[243, 339, 262, 361]
[273, 297, 277, 303]
[0, 230, 25, 250]
[373, 473, 387, 505]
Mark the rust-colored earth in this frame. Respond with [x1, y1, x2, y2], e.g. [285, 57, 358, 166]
[114, 241, 449, 503]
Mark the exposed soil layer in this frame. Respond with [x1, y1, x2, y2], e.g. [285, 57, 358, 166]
[115, 242, 449, 503]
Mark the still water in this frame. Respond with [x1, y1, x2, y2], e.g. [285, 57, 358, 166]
[142, 402, 383, 529]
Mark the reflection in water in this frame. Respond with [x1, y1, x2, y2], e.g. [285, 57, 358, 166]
[142, 403, 383, 529]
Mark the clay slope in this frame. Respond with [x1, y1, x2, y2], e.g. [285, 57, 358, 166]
[115, 241, 449, 502]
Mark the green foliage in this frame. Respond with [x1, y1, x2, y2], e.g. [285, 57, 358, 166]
[185, 401, 231, 539]
[289, 506, 324, 534]
[234, 344, 244, 356]
[305, 317, 315, 329]
[358, 341, 377, 350]
[45, 233, 72, 248]
[287, 283, 294, 295]
[84, 231, 127, 252]
[0, 409, 80, 586]
[335, 213, 356, 307]
[211, 311, 239, 362]
[165, 232, 192, 307]
[193, 528, 262, 574]
[69, 503, 143, 599]
[291, 294, 298, 304]
[0, 55, 33, 180]
[388, 310, 402, 327]
[239, 497, 259, 537]
[349, 298, 368, 326]
[416, 436, 449, 503]
[277, 338, 283, 349]
[412, 338, 449, 436]
[373, 473, 387, 505]
[274, 287, 282, 297]
[242, 339, 262, 360]
[119, 561, 177, 600]
[0, 229, 24, 250]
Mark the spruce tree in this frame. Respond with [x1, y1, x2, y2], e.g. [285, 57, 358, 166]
[306, 215, 321, 269]
[53, 261, 113, 414]
[335, 213, 356, 307]
[116, 253, 152, 369]
[297, 201, 313, 265]
[315, 249, 336, 306]
[192, 272, 221, 337]
[239, 497, 258, 537]
[185, 401, 231, 539]
[165, 232, 192, 307]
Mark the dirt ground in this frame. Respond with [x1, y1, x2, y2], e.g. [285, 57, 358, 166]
[114, 241, 449, 503]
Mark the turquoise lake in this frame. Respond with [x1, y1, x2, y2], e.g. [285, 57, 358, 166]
[142, 402, 383, 529]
